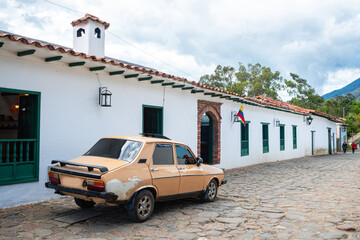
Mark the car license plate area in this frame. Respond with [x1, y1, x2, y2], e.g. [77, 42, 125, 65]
[60, 175, 86, 189]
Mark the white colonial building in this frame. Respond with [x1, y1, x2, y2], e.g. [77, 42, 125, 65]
[0, 14, 342, 208]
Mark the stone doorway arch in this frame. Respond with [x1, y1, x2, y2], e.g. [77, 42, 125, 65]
[197, 100, 222, 164]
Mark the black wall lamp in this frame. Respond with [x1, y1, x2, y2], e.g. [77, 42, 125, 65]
[99, 87, 112, 107]
[306, 115, 313, 125]
[342, 127, 346, 132]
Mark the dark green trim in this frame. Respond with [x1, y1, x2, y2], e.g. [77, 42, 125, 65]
[292, 125, 297, 149]
[0, 87, 41, 186]
[262, 124, 269, 153]
[172, 84, 185, 88]
[138, 76, 153, 81]
[69, 61, 86, 67]
[204, 93, 215, 96]
[182, 87, 194, 90]
[279, 124, 285, 126]
[45, 56, 63, 62]
[89, 66, 106, 71]
[162, 82, 175, 86]
[109, 71, 125, 76]
[261, 122, 270, 125]
[151, 80, 164, 84]
[142, 105, 163, 135]
[211, 94, 222, 97]
[280, 125, 285, 151]
[124, 74, 139, 78]
[17, 49, 36, 57]
[0, 42, 3, 48]
[241, 122, 249, 156]
[192, 90, 204, 93]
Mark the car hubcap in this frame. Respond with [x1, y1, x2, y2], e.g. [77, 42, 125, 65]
[208, 182, 216, 199]
[137, 196, 151, 218]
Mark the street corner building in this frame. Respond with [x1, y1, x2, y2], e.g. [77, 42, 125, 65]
[0, 14, 346, 208]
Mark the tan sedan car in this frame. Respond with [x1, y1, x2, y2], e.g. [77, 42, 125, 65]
[45, 135, 227, 222]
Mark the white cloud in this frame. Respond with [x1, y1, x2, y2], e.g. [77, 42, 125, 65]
[2, 0, 360, 96]
[322, 69, 360, 95]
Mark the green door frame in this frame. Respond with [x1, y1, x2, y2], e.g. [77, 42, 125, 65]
[328, 128, 332, 155]
[142, 105, 163, 135]
[0, 87, 41, 185]
[311, 131, 315, 155]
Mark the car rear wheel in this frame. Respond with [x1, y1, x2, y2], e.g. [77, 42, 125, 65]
[201, 179, 218, 202]
[128, 190, 154, 222]
[74, 198, 96, 209]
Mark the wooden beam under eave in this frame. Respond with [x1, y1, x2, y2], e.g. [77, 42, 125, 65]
[138, 76, 153, 81]
[182, 87, 194, 90]
[192, 90, 204, 93]
[69, 61, 86, 67]
[45, 56, 63, 62]
[0, 42, 4, 48]
[162, 82, 175, 86]
[90, 66, 106, 71]
[125, 74, 139, 79]
[17, 49, 36, 57]
[204, 92, 215, 96]
[109, 71, 125, 76]
[212, 94, 222, 97]
[151, 80, 165, 84]
[172, 84, 186, 88]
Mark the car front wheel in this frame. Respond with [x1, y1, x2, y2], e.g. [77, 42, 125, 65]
[128, 190, 155, 222]
[74, 198, 96, 209]
[201, 179, 218, 202]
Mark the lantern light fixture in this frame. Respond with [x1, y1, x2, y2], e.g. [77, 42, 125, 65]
[274, 119, 280, 127]
[306, 115, 313, 125]
[99, 87, 112, 107]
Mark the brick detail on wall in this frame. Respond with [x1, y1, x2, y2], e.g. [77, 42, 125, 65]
[197, 100, 222, 164]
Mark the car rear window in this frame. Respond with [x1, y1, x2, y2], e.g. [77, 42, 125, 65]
[84, 138, 142, 162]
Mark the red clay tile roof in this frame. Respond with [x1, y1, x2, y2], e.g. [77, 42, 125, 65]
[71, 14, 110, 29]
[0, 30, 344, 123]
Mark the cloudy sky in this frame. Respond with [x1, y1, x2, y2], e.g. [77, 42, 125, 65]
[1, 0, 360, 98]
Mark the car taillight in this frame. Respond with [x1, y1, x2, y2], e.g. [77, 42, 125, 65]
[87, 179, 105, 192]
[48, 172, 60, 184]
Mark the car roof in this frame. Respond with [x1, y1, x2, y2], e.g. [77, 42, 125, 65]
[101, 135, 185, 145]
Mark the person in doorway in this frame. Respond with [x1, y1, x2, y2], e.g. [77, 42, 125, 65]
[342, 141, 348, 154]
[351, 142, 357, 154]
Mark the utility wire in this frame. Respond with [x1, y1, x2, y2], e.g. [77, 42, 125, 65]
[41, 0, 200, 81]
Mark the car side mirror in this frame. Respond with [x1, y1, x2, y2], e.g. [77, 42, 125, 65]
[196, 157, 203, 167]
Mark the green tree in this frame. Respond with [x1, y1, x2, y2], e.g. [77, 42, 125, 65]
[285, 73, 324, 110]
[199, 65, 235, 91]
[233, 63, 283, 99]
[199, 63, 283, 99]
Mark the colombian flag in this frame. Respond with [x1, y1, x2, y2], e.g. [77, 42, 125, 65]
[237, 104, 246, 126]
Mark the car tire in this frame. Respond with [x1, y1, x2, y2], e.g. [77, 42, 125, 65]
[74, 198, 96, 209]
[201, 179, 218, 202]
[128, 190, 155, 223]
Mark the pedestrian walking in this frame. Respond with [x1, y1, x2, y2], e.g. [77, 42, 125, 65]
[342, 141, 348, 154]
[351, 142, 357, 154]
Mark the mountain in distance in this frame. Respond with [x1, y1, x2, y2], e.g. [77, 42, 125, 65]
[322, 77, 360, 100]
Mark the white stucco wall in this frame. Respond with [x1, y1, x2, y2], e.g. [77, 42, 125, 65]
[0, 42, 338, 208]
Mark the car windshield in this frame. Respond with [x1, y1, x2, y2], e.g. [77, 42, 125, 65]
[84, 138, 142, 162]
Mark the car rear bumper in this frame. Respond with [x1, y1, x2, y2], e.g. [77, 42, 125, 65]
[221, 179, 227, 185]
[45, 182, 118, 203]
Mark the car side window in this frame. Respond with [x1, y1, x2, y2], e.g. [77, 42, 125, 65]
[175, 145, 196, 165]
[153, 144, 174, 165]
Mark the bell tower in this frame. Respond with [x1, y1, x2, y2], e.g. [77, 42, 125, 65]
[71, 14, 110, 58]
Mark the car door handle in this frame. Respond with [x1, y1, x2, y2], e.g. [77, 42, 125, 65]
[150, 168, 159, 172]
[178, 167, 185, 170]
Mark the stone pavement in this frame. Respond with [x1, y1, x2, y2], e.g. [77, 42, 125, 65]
[1, 152, 360, 240]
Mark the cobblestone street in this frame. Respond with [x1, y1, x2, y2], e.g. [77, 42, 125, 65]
[1, 153, 360, 240]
